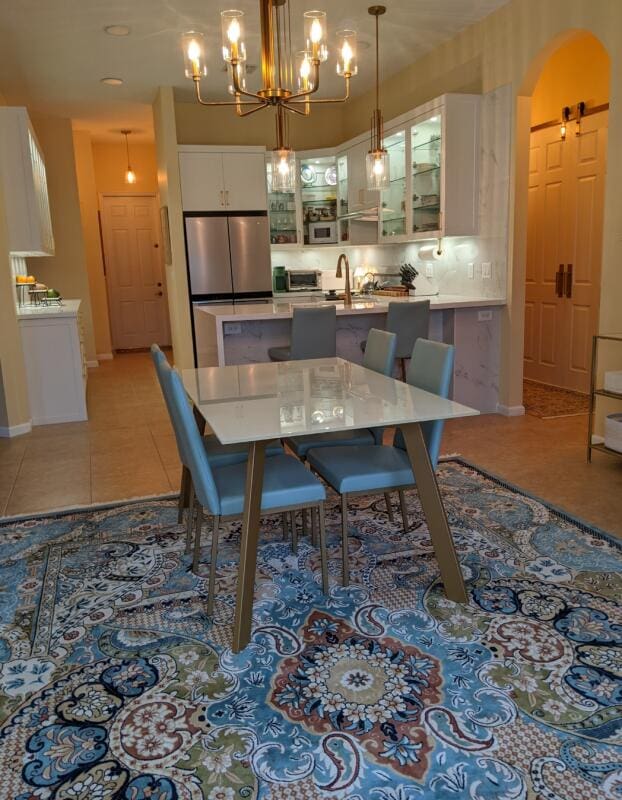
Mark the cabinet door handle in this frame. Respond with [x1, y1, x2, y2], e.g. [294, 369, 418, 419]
[220, 190, 225, 207]
[225, 190, 230, 206]
[555, 264, 565, 298]
[565, 263, 573, 298]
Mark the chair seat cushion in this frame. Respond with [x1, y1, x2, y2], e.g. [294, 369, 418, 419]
[285, 429, 376, 459]
[307, 445, 414, 494]
[204, 436, 283, 468]
[213, 454, 326, 517]
[268, 346, 290, 362]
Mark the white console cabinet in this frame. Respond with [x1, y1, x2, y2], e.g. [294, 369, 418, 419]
[18, 300, 88, 425]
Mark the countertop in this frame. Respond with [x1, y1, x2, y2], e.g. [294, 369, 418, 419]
[16, 299, 82, 320]
[196, 295, 505, 323]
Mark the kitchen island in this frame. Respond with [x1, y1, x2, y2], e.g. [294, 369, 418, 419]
[195, 294, 504, 412]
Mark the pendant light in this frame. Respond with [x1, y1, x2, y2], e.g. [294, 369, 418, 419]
[366, 5, 389, 190]
[122, 130, 136, 185]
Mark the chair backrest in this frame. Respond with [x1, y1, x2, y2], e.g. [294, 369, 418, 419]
[395, 338, 454, 468]
[160, 362, 222, 515]
[151, 344, 190, 468]
[290, 305, 337, 360]
[386, 300, 430, 359]
[363, 328, 397, 376]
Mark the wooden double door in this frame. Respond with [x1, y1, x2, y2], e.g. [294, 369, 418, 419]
[524, 111, 607, 394]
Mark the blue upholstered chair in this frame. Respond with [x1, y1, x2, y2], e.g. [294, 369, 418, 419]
[361, 300, 430, 380]
[160, 361, 329, 614]
[268, 305, 337, 362]
[150, 345, 284, 551]
[307, 338, 454, 586]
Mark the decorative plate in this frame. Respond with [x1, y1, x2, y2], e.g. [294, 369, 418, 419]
[324, 166, 337, 186]
[301, 165, 316, 186]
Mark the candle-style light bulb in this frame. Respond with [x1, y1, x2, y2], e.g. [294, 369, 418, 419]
[221, 10, 246, 63]
[181, 31, 207, 79]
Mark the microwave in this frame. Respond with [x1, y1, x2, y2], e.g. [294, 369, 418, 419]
[308, 220, 338, 245]
[286, 269, 322, 292]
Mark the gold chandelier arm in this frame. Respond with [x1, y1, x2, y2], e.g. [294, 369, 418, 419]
[290, 76, 351, 105]
[283, 102, 309, 117]
[230, 62, 268, 103]
[236, 100, 270, 117]
[284, 60, 321, 102]
[194, 80, 266, 108]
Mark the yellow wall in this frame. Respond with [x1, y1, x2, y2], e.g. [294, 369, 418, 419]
[531, 33, 610, 126]
[92, 142, 158, 194]
[26, 114, 97, 363]
[73, 131, 112, 357]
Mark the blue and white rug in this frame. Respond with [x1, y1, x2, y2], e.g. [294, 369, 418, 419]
[0, 459, 620, 800]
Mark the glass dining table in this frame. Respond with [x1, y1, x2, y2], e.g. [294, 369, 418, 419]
[182, 357, 479, 652]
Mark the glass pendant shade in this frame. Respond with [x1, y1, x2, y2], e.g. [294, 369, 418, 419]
[303, 11, 328, 62]
[366, 149, 390, 190]
[125, 168, 137, 185]
[297, 51, 315, 91]
[181, 31, 207, 79]
[336, 30, 357, 77]
[271, 148, 297, 191]
[221, 10, 246, 63]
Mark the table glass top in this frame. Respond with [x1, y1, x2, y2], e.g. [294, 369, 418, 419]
[182, 358, 479, 444]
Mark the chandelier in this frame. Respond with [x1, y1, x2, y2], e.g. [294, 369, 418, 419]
[181, 0, 357, 190]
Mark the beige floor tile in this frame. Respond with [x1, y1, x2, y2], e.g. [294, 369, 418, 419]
[166, 466, 183, 492]
[91, 468, 172, 504]
[7, 465, 91, 516]
[0, 462, 21, 516]
[153, 433, 181, 470]
[0, 437, 28, 467]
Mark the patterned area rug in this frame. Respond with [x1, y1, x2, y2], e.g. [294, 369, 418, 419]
[523, 379, 591, 419]
[0, 459, 620, 800]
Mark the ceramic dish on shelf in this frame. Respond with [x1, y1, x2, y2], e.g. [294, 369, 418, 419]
[301, 165, 316, 186]
[324, 166, 337, 186]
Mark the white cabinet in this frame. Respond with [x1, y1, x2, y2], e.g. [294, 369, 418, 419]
[18, 301, 87, 425]
[339, 141, 379, 246]
[178, 148, 268, 212]
[0, 107, 54, 256]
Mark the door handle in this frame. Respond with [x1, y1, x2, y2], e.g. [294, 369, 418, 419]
[555, 264, 565, 298]
[565, 263, 573, 298]
[157, 282, 162, 287]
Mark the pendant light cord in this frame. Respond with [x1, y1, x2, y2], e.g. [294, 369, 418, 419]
[123, 131, 132, 171]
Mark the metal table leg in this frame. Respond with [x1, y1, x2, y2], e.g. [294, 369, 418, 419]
[232, 440, 267, 652]
[400, 422, 467, 603]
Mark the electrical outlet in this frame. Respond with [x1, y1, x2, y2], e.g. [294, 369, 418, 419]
[425, 263, 434, 278]
[482, 262, 492, 279]
[224, 322, 242, 335]
[467, 262, 474, 279]
[478, 310, 493, 322]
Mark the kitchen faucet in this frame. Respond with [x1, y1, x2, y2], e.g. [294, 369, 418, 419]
[336, 253, 352, 307]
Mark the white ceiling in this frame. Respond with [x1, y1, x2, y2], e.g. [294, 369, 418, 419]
[0, 0, 509, 143]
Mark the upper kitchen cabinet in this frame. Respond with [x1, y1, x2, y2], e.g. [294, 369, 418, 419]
[0, 107, 54, 256]
[266, 160, 301, 247]
[410, 94, 480, 240]
[380, 128, 407, 241]
[300, 153, 338, 246]
[178, 147, 268, 212]
[338, 141, 379, 246]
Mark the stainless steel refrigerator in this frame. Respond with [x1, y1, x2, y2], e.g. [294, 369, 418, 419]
[184, 212, 273, 366]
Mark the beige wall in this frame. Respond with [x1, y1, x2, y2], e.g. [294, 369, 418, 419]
[26, 114, 97, 363]
[175, 101, 345, 150]
[531, 33, 610, 126]
[73, 131, 112, 357]
[92, 141, 158, 194]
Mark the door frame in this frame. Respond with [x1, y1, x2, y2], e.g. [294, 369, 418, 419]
[99, 192, 172, 350]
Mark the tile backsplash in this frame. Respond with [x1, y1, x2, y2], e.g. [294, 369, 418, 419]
[271, 84, 511, 301]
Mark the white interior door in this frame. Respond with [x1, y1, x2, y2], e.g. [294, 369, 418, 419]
[524, 112, 606, 393]
[101, 195, 171, 350]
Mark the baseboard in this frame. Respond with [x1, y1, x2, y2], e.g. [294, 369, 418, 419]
[496, 403, 525, 417]
[86, 359, 99, 368]
[97, 352, 113, 361]
[0, 420, 32, 438]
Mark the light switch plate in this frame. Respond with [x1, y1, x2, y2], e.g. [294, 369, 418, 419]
[467, 262, 474, 279]
[482, 262, 492, 279]
[224, 322, 242, 335]
[425, 263, 434, 278]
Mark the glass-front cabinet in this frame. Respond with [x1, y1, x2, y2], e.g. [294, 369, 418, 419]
[266, 162, 300, 247]
[411, 114, 442, 236]
[300, 155, 338, 246]
[337, 153, 350, 244]
[380, 129, 407, 241]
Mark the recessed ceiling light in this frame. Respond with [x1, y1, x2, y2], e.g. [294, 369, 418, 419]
[104, 24, 130, 36]
[101, 77, 124, 86]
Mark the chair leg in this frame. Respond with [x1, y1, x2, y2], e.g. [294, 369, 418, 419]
[311, 507, 318, 546]
[178, 466, 190, 524]
[207, 515, 220, 617]
[282, 512, 289, 541]
[185, 484, 196, 554]
[341, 494, 349, 587]
[192, 502, 204, 574]
[290, 511, 298, 554]
[400, 357, 407, 382]
[384, 492, 395, 523]
[302, 508, 308, 537]
[399, 490, 409, 533]
[318, 503, 329, 595]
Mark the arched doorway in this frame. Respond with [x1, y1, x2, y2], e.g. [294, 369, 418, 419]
[521, 33, 610, 411]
